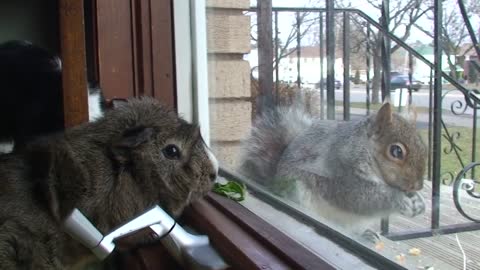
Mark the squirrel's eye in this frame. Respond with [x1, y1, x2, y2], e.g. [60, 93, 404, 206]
[388, 143, 406, 160]
[162, 144, 181, 160]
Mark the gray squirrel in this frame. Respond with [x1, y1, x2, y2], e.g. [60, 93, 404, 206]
[239, 102, 427, 238]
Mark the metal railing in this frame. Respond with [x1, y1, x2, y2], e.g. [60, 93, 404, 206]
[243, 1, 480, 241]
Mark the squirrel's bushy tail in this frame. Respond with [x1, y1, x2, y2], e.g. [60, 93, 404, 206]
[239, 106, 312, 185]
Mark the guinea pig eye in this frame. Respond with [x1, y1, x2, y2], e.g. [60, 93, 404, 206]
[162, 144, 181, 160]
[388, 143, 407, 161]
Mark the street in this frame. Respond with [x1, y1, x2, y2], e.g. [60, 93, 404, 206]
[333, 85, 475, 112]
[320, 85, 479, 128]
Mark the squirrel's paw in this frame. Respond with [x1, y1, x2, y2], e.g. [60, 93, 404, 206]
[361, 229, 381, 244]
[399, 192, 425, 217]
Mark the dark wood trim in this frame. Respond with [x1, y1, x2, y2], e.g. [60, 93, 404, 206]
[131, 0, 153, 97]
[150, 0, 176, 108]
[84, 0, 100, 85]
[182, 193, 336, 270]
[59, 0, 89, 127]
[117, 242, 183, 270]
[96, 0, 135, 99]
[93, 0, 176, 108]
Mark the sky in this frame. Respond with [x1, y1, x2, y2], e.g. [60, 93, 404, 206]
[249, 0, 480, 48]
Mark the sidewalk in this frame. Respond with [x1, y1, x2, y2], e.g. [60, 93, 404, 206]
[334, 106, 478, 129]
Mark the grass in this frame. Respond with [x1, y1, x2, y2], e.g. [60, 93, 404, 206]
[335, 101, 446, 114]
[419, 127, 480, 183]
[335, 100, 383, 111]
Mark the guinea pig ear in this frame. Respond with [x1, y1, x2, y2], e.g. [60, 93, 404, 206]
[111, 126, 154, 162]
[28, 144, 61, 221]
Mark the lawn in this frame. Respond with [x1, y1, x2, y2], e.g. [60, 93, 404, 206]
[335, 101, 440, 114]
[419, 126, 480, 184]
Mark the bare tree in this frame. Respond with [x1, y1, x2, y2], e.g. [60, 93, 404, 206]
[253, 0, 322, 115]
[336, 0, 432, 103]
[250, 11, 321, 72]
[414, 0, 480, 79]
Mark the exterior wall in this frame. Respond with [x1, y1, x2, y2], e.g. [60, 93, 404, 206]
[206, 0, 251, 170]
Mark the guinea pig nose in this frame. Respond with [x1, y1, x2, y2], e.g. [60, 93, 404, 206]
[209, 172, 217, 182]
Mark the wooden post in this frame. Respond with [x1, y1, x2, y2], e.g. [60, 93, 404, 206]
[150, 0, 176, 108]
[256, 0, 274, 115]
[59, 0, 89, 127]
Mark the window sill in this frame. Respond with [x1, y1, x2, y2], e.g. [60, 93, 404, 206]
[182, 192, 337, 270]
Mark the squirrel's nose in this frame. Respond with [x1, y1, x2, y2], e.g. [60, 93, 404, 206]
[414, 181, 423, 190]
[410, 181, 423, 191]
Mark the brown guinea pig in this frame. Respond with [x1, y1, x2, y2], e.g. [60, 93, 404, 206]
[0, 97, 218, 269]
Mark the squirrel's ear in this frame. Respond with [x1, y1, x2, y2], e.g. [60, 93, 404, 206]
[376, 101, 393, 127]
[403, 103, 418, 124]
[111, 126, 154, 163]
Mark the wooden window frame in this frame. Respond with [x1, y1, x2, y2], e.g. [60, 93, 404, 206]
[183, 193, 336, 270]
[94, 0, 176, 107]
[59, 0, 177, 129]
[57, 1, 396, 269]
[59, 0, 89, 127]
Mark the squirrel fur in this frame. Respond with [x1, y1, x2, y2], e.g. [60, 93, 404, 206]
[240, 102, 427, 236]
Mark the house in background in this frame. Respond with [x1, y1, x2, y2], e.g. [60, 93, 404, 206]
[460, 43, 479, 83]
[412, 43, 464, 84]
[246, 45, 344, 86]
[280, 46, 344, 85]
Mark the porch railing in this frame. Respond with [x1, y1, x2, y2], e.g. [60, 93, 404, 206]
[241, 2, 480, 241]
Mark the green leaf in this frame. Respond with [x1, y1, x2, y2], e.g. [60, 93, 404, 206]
[212, 180, 247, 201]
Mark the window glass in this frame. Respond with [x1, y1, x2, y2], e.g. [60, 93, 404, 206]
[204, 0, 480, 269]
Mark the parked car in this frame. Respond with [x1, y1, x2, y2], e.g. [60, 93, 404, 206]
[315, 79, 342, 90]
[368, 73, 423, 91]
[390, 73, 423, 91]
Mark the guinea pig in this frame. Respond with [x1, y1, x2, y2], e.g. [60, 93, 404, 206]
[0, 97, 218, 269]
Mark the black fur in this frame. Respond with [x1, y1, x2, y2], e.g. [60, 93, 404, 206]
[0, 40, 64, 148]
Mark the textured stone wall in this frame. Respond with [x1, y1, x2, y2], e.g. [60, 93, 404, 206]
[206, 0, 251, 170]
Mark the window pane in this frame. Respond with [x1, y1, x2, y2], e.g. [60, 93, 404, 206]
[204, 1, 480, 269]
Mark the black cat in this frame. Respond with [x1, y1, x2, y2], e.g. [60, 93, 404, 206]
[0, 40, 106, 152]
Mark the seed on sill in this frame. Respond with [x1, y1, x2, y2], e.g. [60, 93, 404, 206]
[395, 253, 406, 263]
[375, 241, 385, 251]
[408, 247, 421, 256]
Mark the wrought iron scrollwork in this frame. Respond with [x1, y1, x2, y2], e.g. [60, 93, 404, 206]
[442, 90, 468, 115]
[440, 120, 466, 178]
[442, 89, 480, 114]
[442, 130, 462, 155]
[441, 172, 455, 186]
[439, 88, 479, 184]
[453, 162, 480, 222]
[442, 89, 480, 115]
[466, 89, 480, 110]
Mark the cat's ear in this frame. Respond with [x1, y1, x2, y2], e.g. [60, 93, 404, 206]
[111, 126, 154, 163]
